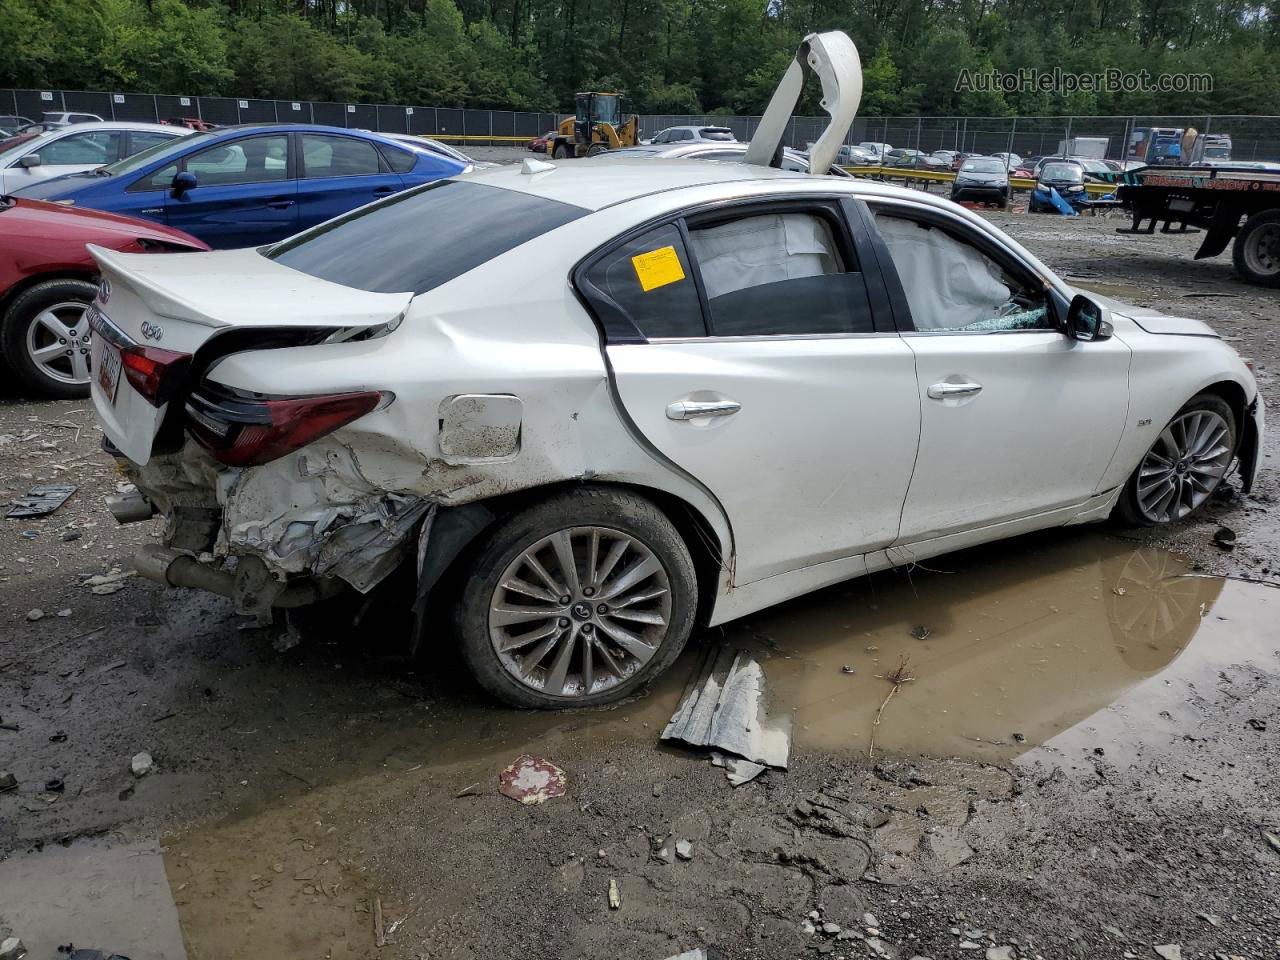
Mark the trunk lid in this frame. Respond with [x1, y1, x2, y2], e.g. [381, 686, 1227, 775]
[87, 245, 413, 466]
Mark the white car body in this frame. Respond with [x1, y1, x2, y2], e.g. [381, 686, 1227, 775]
[84, 32, 1263, 707]
[589, 142, 851, 176]
[0, 121, 193, 194]
[648, 125, 737, 145]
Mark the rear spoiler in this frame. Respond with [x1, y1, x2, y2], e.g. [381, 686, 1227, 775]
[744, 31, 863, 177]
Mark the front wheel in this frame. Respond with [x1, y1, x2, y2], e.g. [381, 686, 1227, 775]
[551, 141, 570, 159]
[1232, 209, 1280, 288]
[454, 487, 698, 708]
[1114, 393, 1236, 526]
[0, 278, 97, 399]
[586, 143, 608, 157]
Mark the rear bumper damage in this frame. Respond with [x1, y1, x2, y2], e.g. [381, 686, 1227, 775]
[117, 436, 435, 613]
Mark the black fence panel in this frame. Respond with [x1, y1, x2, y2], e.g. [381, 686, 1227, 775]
[276, 100, 311, 124]
[492, 111, 515, 137]
[312, 101, 345, 127]
[463, 109, 490, 137]
[435, 108, 463, 137]
[9, 90, 55, 121]
[154, 94, 196, 122]
[62, 91, 112, 119]
[347, 104, 377, 131]
[408, 108, 436, 135]
[198, 98, 239, 125]
[513, 112, 541, 137]
[237, 99, 277, 124]
[112, 93, 158, 122]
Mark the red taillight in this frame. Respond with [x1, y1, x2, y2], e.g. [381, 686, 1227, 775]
[120, 345, 191, 407]
[186, 387, 385, 467]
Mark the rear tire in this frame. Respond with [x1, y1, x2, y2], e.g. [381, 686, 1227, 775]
[586, 143, 608, 157]
[552, 141, 570, 159]
[453, 487, 697, 709]
[1231, 209, 1280, 288]
[1, 278, 97, 399]
[1114, 392, 1236, 526]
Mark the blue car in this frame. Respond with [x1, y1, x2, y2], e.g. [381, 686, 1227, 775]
[11, 124, 468, 248]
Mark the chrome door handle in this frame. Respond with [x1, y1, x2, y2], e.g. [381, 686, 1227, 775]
[666, 399, 741, 421]
[927, 381, 983, 400]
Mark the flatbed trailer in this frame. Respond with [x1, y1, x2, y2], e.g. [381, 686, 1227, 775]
[1116, 165, 1280, 288]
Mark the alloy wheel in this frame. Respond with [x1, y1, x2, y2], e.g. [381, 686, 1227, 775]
[1135, 409, 1232, 522]
[25, 300, 92, 385]
[488, 525, 672, 700]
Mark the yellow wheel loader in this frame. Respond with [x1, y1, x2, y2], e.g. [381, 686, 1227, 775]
[548, 92, 640, 158]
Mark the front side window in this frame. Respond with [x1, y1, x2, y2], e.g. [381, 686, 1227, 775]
[301, 134, 382, 178]
[873, 211, 1051, 333]
[687, 211, 873, 336]
[186, 135, 288, 186]
[581, 223, 705, 339]
[39, 130, 123, 165]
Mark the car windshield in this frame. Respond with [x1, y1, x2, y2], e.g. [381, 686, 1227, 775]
[962, 158, 1005, 173]
[0, 132, 41, 162]
[268, 180, 587, 295]
[99, 131, 211, 177]
[1042, 163, 1083, 181]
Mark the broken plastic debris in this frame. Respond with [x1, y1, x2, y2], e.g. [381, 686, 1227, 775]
[662, 646, 790, 785]
[909, 625, 931, 640]
[607, 877, 621, 909]
[660, 950, 727, 960]
[5, 483, 76, 519]
[497, 754, 566, 805]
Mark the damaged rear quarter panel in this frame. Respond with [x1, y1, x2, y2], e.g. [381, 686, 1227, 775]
[191, 214, 736, 594]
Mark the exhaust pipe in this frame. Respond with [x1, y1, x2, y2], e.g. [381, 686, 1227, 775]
[134, 544, 343, 609]
[107, 487, 156, 524]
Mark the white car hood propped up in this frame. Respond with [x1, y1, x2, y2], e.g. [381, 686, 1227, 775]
[744, 30, 863, 177]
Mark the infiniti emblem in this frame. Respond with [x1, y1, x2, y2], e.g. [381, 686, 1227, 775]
[140, 320, 164, 342]
[97, 277, 110, 304]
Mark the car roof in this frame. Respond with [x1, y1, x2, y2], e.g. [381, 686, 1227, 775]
[467, 157, 812, 210]
[28, 120, 190, 135]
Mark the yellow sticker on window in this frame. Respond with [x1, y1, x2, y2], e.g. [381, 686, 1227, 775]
[631, 245, 686, 292]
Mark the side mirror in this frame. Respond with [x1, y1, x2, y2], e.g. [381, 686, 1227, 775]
[171, 170, 197, 196]
[18, 153, 41, 168]
[1066, 293, 1113, 342]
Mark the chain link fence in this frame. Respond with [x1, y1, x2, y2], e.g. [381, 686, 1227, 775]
[6, 88, 1280, 162]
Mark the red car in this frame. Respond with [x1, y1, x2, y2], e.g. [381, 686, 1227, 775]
[0, 196, 208, 398]
[161, 117, 218, 132]
[528, 130, 557, 153]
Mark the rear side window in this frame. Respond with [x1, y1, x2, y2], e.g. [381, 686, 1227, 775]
[268, 180, 586, 295]
[301, 134, 382, 178]
[381, 145, 418, 173]
[687, 211, 874, 336]
[579, 223, 705, 340]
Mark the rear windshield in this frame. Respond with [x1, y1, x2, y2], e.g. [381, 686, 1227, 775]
[699, 128, 735, 141]
[267, 180, 587, 295]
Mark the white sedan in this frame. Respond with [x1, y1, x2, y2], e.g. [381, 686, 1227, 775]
[86, 34, 1263, 709]
[0, 121, 193, 194]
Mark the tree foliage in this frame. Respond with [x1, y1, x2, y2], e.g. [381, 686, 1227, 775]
[0, 0, 1276, 115]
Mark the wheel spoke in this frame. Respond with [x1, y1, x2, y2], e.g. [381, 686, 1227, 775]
[35, 309, 73, 338]
[69, 350, 90, 381]
[585, 530, 600, 590]
[551, 530, 581, 597]
[581, 636, 595, 692]
[497, 617, 561, 653]
[519, 632, 563, 678]
[594, 537, 629, 588]
[609, 607, 667, 626]
[611, 584, 669, 608]
[492, 604, 560, 627]
[30, 343, 65, 364]
[523, 551, 565, 597]
[502, 576, 558, 604]
[595, 617, 656, 664]
[543, 628, 578, 695]
[599, 555, 661, 601]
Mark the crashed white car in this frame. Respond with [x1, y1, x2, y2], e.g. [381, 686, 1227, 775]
[87, 33, 1263, 708]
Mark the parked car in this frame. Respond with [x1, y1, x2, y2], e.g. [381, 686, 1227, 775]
[0, 122, 193, 196]
[950, 151, 981, 171]
[528, 131, 557, 153]
[1032, 156, 1109, 180]
[0, 115, 34, 137]
[0, 196, 207, 398]
[383, 134, 495, 171]
[1030, 161, 1089, 212]
[162, 117, 219, 132]
[950, 156, 1010, 207]
[931, 149, 960, 165]
[990, 151, 1022, 170]
[885, 148, 948, 170]
[837, 144, 878, 165]
[593, 142, 852, 176]
[84, 30, 1262, 710]
[87, 154, 1260, 708]
[38, 111, 104, 129]
[12, 124, 468, 249]
[859, 141, 892, 161]
[648, 125, 737, 144]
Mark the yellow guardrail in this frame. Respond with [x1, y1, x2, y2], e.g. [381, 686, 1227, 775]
[842, 165, 1117, 197]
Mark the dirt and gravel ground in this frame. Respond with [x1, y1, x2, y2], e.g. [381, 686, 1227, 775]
[1, 193, 1279, 960]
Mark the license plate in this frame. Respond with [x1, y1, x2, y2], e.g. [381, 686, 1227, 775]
[98, 341, 122, 403]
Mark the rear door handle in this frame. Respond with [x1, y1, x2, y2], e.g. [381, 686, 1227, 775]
[927, 381, 983, 400]
[266, 198, 295, 210]
[666, 399, 741, 420]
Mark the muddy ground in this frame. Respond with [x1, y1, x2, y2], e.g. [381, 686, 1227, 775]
[1, 198, 1279, 960]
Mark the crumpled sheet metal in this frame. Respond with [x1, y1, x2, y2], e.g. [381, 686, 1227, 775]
[661, 645, 791, 784]
[498, 754, 567, 805]
[6, 483, 76, 519]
